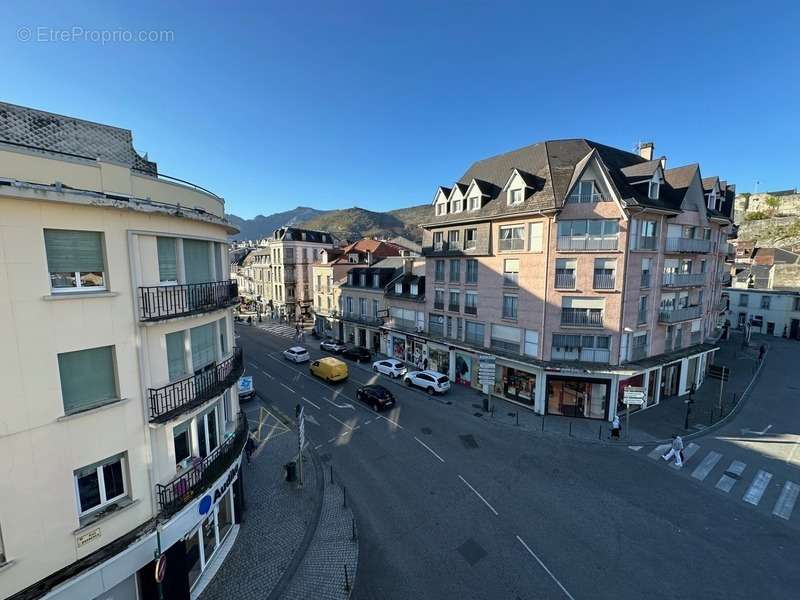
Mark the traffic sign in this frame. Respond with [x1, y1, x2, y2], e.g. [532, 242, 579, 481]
[478, 354, 496, 387]
[623, 386, 645, 405]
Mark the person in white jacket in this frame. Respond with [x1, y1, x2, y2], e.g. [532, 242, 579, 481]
[662, 434, 684, 467]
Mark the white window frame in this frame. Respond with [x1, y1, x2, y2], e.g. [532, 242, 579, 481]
[499, 225, 525, 251]
[468, 196, 480, 211]
[529, 222, 544, 252]
[436, 202, 447, 216]
[509, 188, 523, 205]
[410, 282, 419, 295]
[452, 199, 463, 213]
[395, 282, 403, 294]
[523, 330, 539, 358]
[649, 181, 660, 199]
[74, 454, 128, 517]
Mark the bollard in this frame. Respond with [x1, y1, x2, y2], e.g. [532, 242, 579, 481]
[569, 422, 572, 437]
[352, 518, 357, 542]
[491, 405, 495, 418]
[541, 416, 545, 432]
[516, 412, 519, 426]
[330, 464, 333, 484]
[343, 486, 347, 509]
[599, 424, 602, 440]
[344, 564, 351, 592]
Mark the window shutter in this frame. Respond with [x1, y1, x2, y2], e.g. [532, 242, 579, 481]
[190, 323, 216, 369]
[44, 230, 105, 273]
[529, 222, 543, 251]
[183, 239, 212, 284]
[157, 237, 178, 283]
[58, 346, 117, 414]
[166, 331, 187, 380]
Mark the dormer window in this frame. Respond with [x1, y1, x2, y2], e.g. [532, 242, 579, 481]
[395, 282, 403, 294]
[436, 202, 447, 216]
[452, 199, 463, 213]
[410, 282, 419, 296]
[373, 274, 380, 288]
[348, 273, 354, 285]
[468, 196, 480, 211]
[648, 181, 660, 200]
[349, 253, 359, 263]
[509, 189, 523, 205]
[359, 273, 366, 287]
[568, 181, 600, 203]
[707, 192, 716, 210]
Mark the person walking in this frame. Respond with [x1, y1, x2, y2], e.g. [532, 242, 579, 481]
[244, 434, 256, 464]
[610, 415, 621, 439]
[759, 344, 766, 362]
[662, 434, 684, 467]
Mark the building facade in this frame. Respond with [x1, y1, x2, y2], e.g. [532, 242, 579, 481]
[723, 288, 800, 338]
[414, 140, 734, 420]
[0, 103, 245, 600]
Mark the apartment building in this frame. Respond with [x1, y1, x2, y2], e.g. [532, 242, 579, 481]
[0, 103, 244, 600]
[311, 239, 407, 336]
[415, 139, 734, 420]
[723, 288, 800, 338]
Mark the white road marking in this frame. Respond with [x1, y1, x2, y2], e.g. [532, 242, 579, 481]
[670, 442, 700, 469]
[516, 535, 576, 600]
[648, 444, 670, 460]
[379, 414, 403, 429]
[328, 437, 337, 444]
[691, 451, 722, 481]
[304, 414, 320, 426]
[323, 397, 355, 410]
[328, 413, 354, 430]
[301, 397, 321, 410]
[364, 419, 373, 425]
[740, 424, 773, 436]
[786, 440, 800, 467]
[772, 481, 800, 520]
[339, 431, 350, 438]
[458, 475, 498, 516]
[716, 460, 747, 493]
[314, 444, 323, 450]
[743, 469, 773, 505]
[628, 446, 643, 451]
[280, 383, 296, 394]
[414, 436, 445, 463]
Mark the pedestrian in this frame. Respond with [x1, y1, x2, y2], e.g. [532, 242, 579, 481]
[759, 344, 766, 361]
[245, 434, 256, 463]
[610, 415, 621, 439]
[423, 358, 428, 370]
[662, 434, 684, 467]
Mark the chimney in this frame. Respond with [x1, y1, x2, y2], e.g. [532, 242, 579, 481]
[659, 156, 667, 170]
[366, 251, 373, 266]
[638, 142, 654, 161]
[403, 256, 414, 274]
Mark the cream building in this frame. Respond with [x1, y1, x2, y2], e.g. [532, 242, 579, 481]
[0, 103, 245, 600]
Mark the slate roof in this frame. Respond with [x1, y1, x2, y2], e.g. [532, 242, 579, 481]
[702, 176, 719, 191]
[621, 159, 661, 180]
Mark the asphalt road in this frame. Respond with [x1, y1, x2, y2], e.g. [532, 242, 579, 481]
[236, 322, 800, 600]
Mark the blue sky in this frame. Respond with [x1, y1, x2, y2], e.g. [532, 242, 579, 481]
[3, 1, 799, 218]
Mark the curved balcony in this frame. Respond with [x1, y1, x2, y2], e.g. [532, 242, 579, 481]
[156, 412, 248, 516]
[148, 348, 244, 423]
[138, 280, 238, 322]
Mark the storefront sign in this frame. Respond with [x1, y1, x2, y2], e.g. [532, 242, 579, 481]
[200, 462, 241, 516]
[76, 527, 101, 547]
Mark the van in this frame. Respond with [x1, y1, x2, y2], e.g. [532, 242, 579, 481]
[310, 357, 349, 382]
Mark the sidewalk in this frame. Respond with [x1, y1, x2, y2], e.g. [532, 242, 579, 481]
[199, 409, 358, 600]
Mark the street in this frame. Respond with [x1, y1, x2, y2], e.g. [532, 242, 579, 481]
[237, 322, 800, 600]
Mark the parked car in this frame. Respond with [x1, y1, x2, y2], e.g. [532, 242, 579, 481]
[309, 357, 349, 382]
[356, 384, 395, 412]
[320, 338, 347, 353]
[238, 376, 256, 401]
[283, 346, 310, 363]
[403, 370, 450, 395]
[372, 358, 407, 379]
[342, 346, 372, 363]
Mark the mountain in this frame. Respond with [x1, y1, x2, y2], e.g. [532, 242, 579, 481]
[735, 192, 800, 252]
[225, 207, 327, 241]
[227, 204, 432, 242]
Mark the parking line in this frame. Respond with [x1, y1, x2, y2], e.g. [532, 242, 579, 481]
[301, 397, 321, 410]
[378, 414, 404, 429]
[414, 436, 445, 463]
[458, 475, 498, 516]
[280, 383, 296, 394]
[516, 535, 575, 600]
[329, 413, 354, 430]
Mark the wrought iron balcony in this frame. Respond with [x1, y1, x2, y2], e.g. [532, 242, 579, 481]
[561, 308, 604, 327]
[139, 280, 238, 321]
[341, 313, 384, 326]
[434, 300, 444, 310]
[658, 305, 702, 323]
[448, 303, 460, 312]
[149, 348, 244, 423]
[593, 273, 615, 290]
[661, 273, 705, 287]
[156, 412, 248, 517]
[665, 237, 712, 254]
[555, 272, 576, 289]
[640, 271, 651, 288]
[630, 345, 648, 361]
[464, 305, 477, 315]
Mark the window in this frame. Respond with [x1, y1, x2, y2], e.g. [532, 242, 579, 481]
[373, 274, 381, 288]
[552, 334, 610, 362]
[410, 282, 419, 295]
[157, 237, 178, 283]
[448, 230, 460, 249]
[557, 220, 619, 250]
[465, 321, 485, 346]
[449, 259, 460, 282]
[58, 346, 117, 414]
[465, 228, 478, 250]
[700, 259, 707, 273]
[593, 258, 615, 289]
[503, 294, 518, 320]
[285, 248, 295, 261]
[524, 330, 539, 358]
[348, 253, 359, 264]
[499, 225, 525, 251]
[44, 229, 106, 292]
[373, 299, 379, 318]
[191, 322, 217, 370]
[360, 273, 366, 287]
[434, 289, 444, 309]
[703, 228, 712, 240]
[173, 420, 192, 465]
[429, 313, 444, 337]
[468, 196, 480, 210]
[197, 406, 219, 458]
[434, 231, 444, 250]
[509, 189, 523, 205]
[503, 259, 519, 287]
[490, 324, 521, 353]
[638, 295, 648, 323]
[74, 454, 127, 516]
[648, 181, 660, 199]
[555, 258, 576, 289]
[395, 282, 403, 294]
[761, 295, 771, 309]
[448, 290, 460, 311]
[465, 291, 478, 314]
[568, 180, 598, 203]
[436, 202, 447, 216]
[630, 219, 658, 250]
[435, 260, 445, 282]
[218, 317, 228, 355]
[529, 222, 544, 252]
[359, 298, 368, 316]
[166, 331, 188, 381]
[465, 259, 478, 284]
[446, 316, 453, 337]
[793, 297, 800, 312]
[452, 199, 463, 213]
[739, 294, 749, 307]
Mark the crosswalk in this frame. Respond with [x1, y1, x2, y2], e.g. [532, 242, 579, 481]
[630, 443, 800, 524]
[253, 322, 304, 340]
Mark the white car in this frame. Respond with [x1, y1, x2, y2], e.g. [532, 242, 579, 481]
[403, 370, 450, 395]
[372, 358, 407, 379]
[283, 346, 310, 363]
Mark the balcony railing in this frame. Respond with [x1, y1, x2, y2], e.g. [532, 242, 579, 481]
[637, 236, 657, 250]
[555, 272, 575, 289]
[464, 305, 477, 315]
[640, 271, 651, 288]
[716, 299, 729, 311]
[139, 280, 238, 321]
[593, 273, 615, 290]
[690, 331, 702, 345]
[661, 273, 705, 287]
[658, 305, 702, 323]
[567, 192, 609, 203]
[561, 308, 603, 327]
[630, 345, 648, 361]
[557, 236, 618, 251]
[342, 313, 384, 326]
[149, 348, 244, 423]
[434, 300, 444, 310]
[665, 237, 712, 254]
[448, 303, 460, 312]
[637, 308, 648, 324]
[156, 412, 248, 517]
[386, 318, 422, 333]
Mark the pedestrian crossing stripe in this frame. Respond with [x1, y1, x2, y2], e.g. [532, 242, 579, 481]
[648, 444, 670, 460]
[716, 460, 746, 493]
[691, 451, 722, 481]
[773, 482, 800, 520]
[742, 470, 773, 506]
[670, 442, 700, 468]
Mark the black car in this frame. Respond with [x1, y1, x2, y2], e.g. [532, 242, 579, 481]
[320, 338, 347, 353]
[356, 384, 395, 411]
[342, 346, 372, 363]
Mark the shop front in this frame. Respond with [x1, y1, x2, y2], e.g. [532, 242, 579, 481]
[495, 365, 537, 406]
[616, 373, 646, 415]
[453, 351, 474, 387]
[546, 374, 610, 420]
[427, 343, 450, 375]
[390, 333, 406, 361]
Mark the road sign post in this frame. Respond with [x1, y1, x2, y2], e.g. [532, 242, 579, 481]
[296, 404, 305, 486]
[622, 386, 645, 440]
[478, 355, 496, 413]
